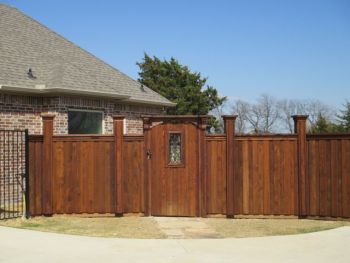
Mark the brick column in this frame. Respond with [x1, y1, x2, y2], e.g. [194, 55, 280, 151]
[113, 115, 124, 215]
[41, 113, 55, 215]
[292, 115, 308, 217]
[223, 115, 237, 218]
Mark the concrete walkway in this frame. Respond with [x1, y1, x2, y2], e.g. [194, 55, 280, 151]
[155, 217, 221, 238]
[1, 226, 350, 263]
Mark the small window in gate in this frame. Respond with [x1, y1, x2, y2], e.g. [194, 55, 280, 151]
[168, 132, 182, 165]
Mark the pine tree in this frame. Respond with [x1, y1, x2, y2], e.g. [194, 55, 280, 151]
[137, 54, 226, 116]
[336, 101, 350, 132]
[310, 113, 340, 133]
[310, 114, 328, 133]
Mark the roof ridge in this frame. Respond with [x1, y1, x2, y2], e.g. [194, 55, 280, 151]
[0, 4, 175, 106]
[0, 3, 15, 8]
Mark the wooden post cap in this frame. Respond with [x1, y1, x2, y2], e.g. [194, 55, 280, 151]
[41, 113, 55, 119]
[292, 115, 308, 121]
[222, 115, 238, 120]
[112, 115, 125, 121]
[142, 116, 152, 130]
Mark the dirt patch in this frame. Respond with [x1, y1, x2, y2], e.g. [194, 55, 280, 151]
[155, 217, 221, 238]
[208, 218, 350, 238]
[0, 216, 166, 238]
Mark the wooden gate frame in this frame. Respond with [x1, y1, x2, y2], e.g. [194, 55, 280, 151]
[142, 114, 308, 218]
[142, 115, 209, 217]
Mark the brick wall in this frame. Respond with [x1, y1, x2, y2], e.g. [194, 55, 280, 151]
[0, 93, 164, 135]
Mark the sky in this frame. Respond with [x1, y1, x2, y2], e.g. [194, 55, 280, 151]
[2, 0, 350, 109]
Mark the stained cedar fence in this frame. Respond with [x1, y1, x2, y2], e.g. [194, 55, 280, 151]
[29, 115, 145, 216]
[28, 114, 350, 219]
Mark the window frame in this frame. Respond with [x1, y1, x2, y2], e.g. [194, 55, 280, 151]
[67, 108, 104, 134]
[165, 130, 185, 167]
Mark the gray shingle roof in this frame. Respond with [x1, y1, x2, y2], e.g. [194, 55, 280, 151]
[0, 4, 175, 107]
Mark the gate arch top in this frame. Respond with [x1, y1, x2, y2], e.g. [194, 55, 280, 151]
[142, 115, 210, 131]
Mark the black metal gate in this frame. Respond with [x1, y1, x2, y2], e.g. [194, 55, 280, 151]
[0, 130, 29, 219]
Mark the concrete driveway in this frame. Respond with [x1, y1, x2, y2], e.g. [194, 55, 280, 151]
[0, 226, 350, 263]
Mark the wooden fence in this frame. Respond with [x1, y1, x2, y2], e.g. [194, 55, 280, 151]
[28, 114, 350, 218]
[232, 135, 298, 216]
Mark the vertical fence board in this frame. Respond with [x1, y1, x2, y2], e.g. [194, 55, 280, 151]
[306, 135, 350, 218]
[262, 140, 270, 215]
[234, 140, 243, 214]
[225, 137, 298, 216]
[205, 137, 227, 215]
[242, 140, 249, 215]
[343, 140, 350, 217]
[122, 138, 144, 213]
[254, 141, 263, 215]
[29, 138, 43, 215]
[43, 137, 114, 214]
[308, 140, 316, 215]
[330, 140, 338, 217]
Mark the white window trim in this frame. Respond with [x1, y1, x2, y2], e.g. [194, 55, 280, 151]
[67, 108, 105, 134]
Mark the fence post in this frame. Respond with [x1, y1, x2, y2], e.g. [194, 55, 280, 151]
[292, 115, 308, 218]
[198, 116, 208, 217]
[223, 115, 237, 218]
[41, 113, 55, 215]
[143, 116, 151, 216]
[113, 115, 124, 215]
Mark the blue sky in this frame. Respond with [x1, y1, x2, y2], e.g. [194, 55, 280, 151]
[2, 0, 350, 108]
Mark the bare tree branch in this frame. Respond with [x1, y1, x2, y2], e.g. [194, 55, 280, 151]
[231, 99, 250, 133]
[230, 95, 335, 134]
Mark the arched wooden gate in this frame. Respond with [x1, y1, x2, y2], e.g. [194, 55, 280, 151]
[143, 116, 208, 217]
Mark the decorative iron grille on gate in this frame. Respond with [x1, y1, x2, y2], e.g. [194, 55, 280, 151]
[0, 130, 29, 219]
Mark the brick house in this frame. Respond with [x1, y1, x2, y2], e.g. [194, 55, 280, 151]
[0, 4, 174, 135]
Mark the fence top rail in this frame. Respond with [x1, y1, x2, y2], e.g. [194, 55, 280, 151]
[124, 135, 144, 141]
[54, 134, 113, 137]
[236, 133, 297, 137]
[307, 133, 350, 140]
[205, 133, 298, 141]
[235, 134, 297, 141]
[53, 135, 114, 142]
[141, 115, 211, 124]
[28, 135, 43, 141]
[29, 134, 114, 142]
[205, 134, 226, 141]
[29, 134, 146, 142]
[206, 134, 226, 137]
[141, 115, 210, 119]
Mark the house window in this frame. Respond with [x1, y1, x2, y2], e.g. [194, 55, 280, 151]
[168, 132, 182, 165]
[68, 110, 103, 134]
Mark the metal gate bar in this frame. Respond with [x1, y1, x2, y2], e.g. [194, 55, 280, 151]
[0, 130, 28, 219]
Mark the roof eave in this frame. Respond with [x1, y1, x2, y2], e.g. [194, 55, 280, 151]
[125, 98, 176, 107]
[0, 85, 177, 107]
[0, 85, 130, 100]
